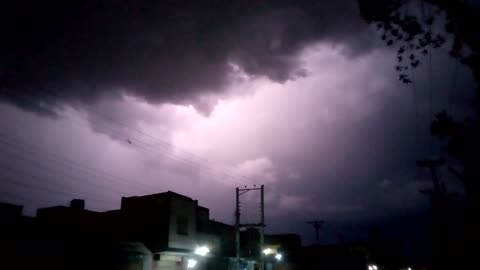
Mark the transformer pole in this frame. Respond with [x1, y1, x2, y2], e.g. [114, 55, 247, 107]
[260, 185, 265, 270]
[235, 185, 266, 270]
[235, 187, 240, 268]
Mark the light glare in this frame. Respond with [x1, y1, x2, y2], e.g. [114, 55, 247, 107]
[275, 253, 282, 261]
[194, 246, 210, 256]
[263, 248, 274, 255]
[187, 259, 197, 268]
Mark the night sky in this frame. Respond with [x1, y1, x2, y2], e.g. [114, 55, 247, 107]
[0, 0, 476, 245]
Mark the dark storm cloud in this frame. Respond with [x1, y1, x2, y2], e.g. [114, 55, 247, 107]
[0, 0, 374, 114]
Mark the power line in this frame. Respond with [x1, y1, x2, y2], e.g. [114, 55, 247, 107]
[0, 165, 112, 209]
[1, 88, 251, 187]
[0, 188, 69, 209]
[130, 139, 247, 186]
[0, 133, 156, 194]
[0, 160, 118, 205]
[0, 91, 312, 238]
[0, 143, 138, 198]
[0, 177, 111, 211]
[38, 88, 254, 183]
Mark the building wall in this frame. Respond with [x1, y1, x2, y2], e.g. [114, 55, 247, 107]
[120, 194, 170, 252]
[152, 254, 186, 270]
[168, 195, 198, 250]
[207, 220, 236, 258]
[121, 193, 216, 252]
[115, 242, 152, 270]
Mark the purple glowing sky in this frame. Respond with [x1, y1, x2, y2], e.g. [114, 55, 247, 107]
[0, 0, 476, 244]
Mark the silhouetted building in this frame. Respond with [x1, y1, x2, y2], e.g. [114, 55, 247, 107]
[0, 201, 23, 218]
[0, 191, 300, 270]
[35, 199, 107, 270]
[114, 191, 225, 270]
[37, 199, 100, 226]
[0, 202, 38, 270]
[208, 219, 236, 257]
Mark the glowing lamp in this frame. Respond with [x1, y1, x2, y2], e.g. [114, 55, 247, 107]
[275, 253, 282, 261]
[187, 259, 197, 268]
[263, 248, 274, 255]
[194, 246, 210, 256]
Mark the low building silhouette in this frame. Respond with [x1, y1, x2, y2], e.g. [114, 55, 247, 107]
[99, 191, 246, 270]
[0, 201, 23, 218]
[109, 191, 222, 270]
[0, 191, 303, 270]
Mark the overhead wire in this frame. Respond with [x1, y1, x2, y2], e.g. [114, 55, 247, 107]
[0, 158, 119, 205]
[0, 166, 112, 210]
[0, 142, 139, 198]
[0, 132, 156, 194]
[0, 179, 111, 212]
[0, 89, 259, 225]
[0, 187, 69, 210]
[43, 88, 254, 183]
[1, 88, 252, 187]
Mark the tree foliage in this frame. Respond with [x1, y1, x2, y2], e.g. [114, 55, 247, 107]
[358, 0, 480, 207]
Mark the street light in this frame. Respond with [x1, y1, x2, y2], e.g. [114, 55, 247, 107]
[187, 259, 197, 269]
[275, 253, 282, 261]
[263, 248, 274, 255]
[194, 246, 210, 256]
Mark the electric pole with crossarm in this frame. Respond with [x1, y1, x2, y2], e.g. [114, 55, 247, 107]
[235, 185, 265, 270]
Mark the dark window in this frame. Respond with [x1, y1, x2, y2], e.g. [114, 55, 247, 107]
[177, 216, 188, 235]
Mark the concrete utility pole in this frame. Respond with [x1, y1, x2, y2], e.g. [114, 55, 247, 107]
[307, 220, 324, 245]
[236, 187, 240, 265]
[260, 185, 265, 270]
[235, 185, 265, 270]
